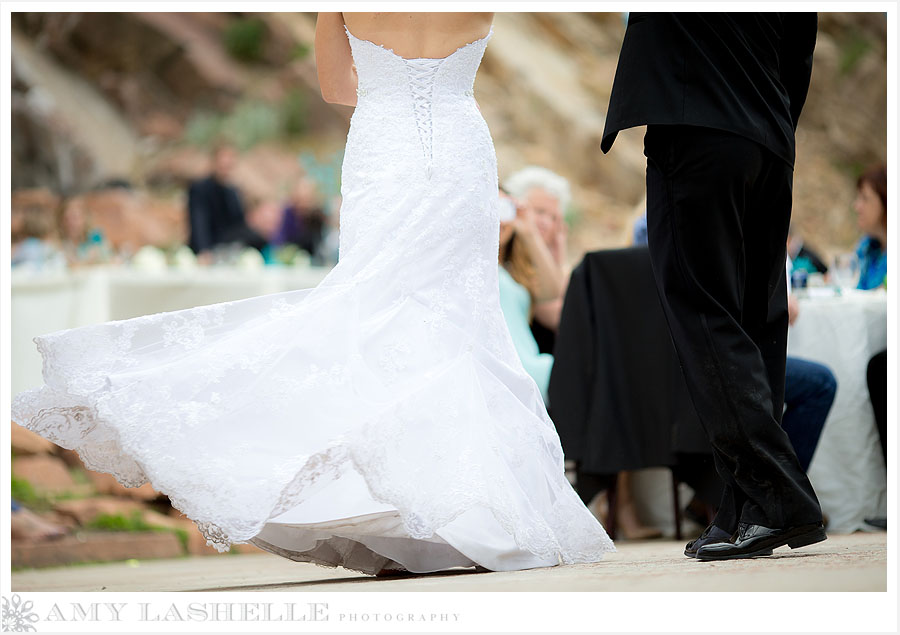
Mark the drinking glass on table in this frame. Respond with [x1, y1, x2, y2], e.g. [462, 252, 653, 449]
[831, 252, 860, 291]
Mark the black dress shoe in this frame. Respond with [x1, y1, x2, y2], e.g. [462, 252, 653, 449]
[696, 521, 826, 561]
[683, 524, 735, 558]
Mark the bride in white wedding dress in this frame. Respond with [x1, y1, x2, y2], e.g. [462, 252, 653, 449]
[11, 12, 614, 576]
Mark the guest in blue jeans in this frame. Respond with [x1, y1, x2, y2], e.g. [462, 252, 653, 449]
[782, 357, 837, 471]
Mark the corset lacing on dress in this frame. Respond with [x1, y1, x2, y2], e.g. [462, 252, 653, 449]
[405, 58, 443, 179]
[344, 25, 489, 181]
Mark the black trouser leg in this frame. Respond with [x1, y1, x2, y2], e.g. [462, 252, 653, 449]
[867, 349, 887, 462]
[643, 124, 823, 532]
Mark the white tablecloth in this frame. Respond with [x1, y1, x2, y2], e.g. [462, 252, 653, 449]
[11, 265, 331, 397]
[787, 288, 888, 532]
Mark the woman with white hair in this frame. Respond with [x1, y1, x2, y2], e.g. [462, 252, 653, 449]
[504, 166, 571, 352]
[496, 187, 565, 406]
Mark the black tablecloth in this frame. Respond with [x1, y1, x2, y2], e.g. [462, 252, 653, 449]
[548, 246, 711, 474]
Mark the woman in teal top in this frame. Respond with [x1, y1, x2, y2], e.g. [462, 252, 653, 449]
[498, 265, 554, 404]
[852, 164, 887, 290]
[496, 190, 565, 407]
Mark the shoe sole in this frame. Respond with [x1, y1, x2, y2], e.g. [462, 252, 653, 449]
[787, 525, 827, 549]
[696, 547, 773, 561]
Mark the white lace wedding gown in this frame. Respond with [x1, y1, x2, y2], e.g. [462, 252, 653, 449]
[11, 23, 615, 574]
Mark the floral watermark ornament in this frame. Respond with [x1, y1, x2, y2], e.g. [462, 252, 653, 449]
[2, 594, 39, 632]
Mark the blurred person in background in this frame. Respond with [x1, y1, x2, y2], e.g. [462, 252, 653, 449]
[318, 195, 342, 265]
[787, 222, 828, 276]
[632, 209, 649, 246]
[245, 196, 284, 241]
[272, 176, 328, 265]
[864, 347, 887, 530]
[504, 166, 571, 355]
[853, 163, 887, 290]
[58, 195, 112, 267]
[11, 204, 25, 249]
[866, 350, 887, 466]
[497, 188, 564, 407]
[187, 140, 267, 264]
[11, 205, 66, 271]
[245, 196, 284, 265]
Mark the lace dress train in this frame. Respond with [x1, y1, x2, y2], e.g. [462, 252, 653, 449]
[11, 24, 614, 575]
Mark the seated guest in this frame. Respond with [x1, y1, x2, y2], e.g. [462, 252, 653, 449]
[244, 196, 285, 265]
[864, 349, 887, 530]
[273, 177, 327, 264]
[496, 189, 564, 407]
[787, 223, 828, 275]
[58, 195, 111, 266]
[11, 207, 66, 270]
[632, 210, 648, 247]
[853, 163, 887, 290]
[317, 195, 342, 266]
[187, 141, 267, 263]
[867, 350, 887, 462]
[504, 166, 572, 355]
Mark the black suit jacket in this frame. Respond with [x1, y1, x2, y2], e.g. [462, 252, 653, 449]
[601, 12, 817, 167]
[187, 175, 264, 254]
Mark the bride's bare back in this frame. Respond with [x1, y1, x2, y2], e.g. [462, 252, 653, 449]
[316, 12, 494, 107]
[342, 12, 494, 59]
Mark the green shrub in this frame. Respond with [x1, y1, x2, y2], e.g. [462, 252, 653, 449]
[839, 29, 872, 75]
[184, 90, 308, 151]
[172, 528, 189, 552]
[86, 510, 153, 532]
[280, 88, 308, 136]
[69, 468, 91, 486]
[185, 111, 224, 147]
[291, 42, 311, 60]
[11, 476, 39, 506]
[86, 511, 190, 554]
[221, 100, 281, 151]
[224, 18, 267, 62]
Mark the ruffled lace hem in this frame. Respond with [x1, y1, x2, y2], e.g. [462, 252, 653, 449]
[11, 348, 615, 568]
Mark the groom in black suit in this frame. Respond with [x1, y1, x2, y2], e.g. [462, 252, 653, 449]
[601, 13, 826, 560]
